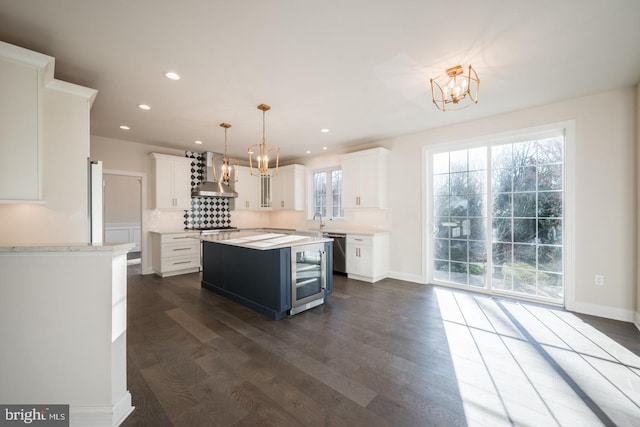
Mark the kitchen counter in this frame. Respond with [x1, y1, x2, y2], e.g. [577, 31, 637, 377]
[296, 228, 390, 236]
[0, 242, 134, 253]
[200, 230, 332, 250]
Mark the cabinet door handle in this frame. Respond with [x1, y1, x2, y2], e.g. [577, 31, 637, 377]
[173, 260, 192, 265]
[281, 200, 284, 208]
[245, 200, 249, 208]
[172, 247, 191, 251]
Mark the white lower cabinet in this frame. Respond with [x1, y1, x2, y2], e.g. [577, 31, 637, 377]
[346, 232, 390, 283]
[150, 231, 201, 277]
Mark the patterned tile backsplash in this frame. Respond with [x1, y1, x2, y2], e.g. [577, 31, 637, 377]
[183, 151, 232, 229]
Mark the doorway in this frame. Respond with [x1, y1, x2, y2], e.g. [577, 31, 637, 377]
[103, 172, 143, 269]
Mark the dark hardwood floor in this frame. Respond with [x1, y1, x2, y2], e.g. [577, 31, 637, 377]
[122, 266, 640, 426]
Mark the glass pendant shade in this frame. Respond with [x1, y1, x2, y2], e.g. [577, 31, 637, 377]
[248, 104, 279, 176]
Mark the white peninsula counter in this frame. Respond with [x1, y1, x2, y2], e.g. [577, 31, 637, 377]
[0, 242, 134, 427]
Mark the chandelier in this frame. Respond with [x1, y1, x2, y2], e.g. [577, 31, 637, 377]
[430, 65, 480, 111]
[213, 122, 239, 184]
[248, 104, 279, 176]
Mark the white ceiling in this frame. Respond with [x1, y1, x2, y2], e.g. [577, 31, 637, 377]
[1, 0, 640, 163]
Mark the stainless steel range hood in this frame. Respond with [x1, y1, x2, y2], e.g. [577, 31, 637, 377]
[191, 152, 238, 198]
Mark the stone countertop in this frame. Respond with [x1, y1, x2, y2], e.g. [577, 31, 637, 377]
[295, 227, 390, 236]
[200, 231, 332, 250]
[0, 242, 135, 253]
[149, 230, 201, 235]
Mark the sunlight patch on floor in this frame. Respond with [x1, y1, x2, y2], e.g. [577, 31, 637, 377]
[435, 288, 640, 426]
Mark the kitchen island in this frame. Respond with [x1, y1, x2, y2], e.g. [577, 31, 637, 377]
[201, 231, 333, 319]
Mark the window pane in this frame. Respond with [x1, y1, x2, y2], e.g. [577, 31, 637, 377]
[468, 194, 485, 217]
[538, 192, 562, 218]
[514, 193, 536, 218]
[468, 147, 487, 171]
[433, 174, 450, 195]
[450, 172, 467, 195]
[492, 144, 513, 169]
[434, 239, 449, 260]
[433, 153, 449, 174]
[514, 218, 536, 243]
[514, 166, 536, 192]
[537, 137, 563, 164]
[492, 218, 512, 242]
[538, 219, 562, 245]
[538, 164, 563, 191]
[493, 193, 512, 217]
[331, 169, 343, 218]
[313, 172, 326, 217]
[538, 245, 562, 272]
[450, 150, 467, 173]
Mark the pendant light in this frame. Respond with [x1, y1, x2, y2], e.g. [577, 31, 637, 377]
[248, 103, 279, 176]
[213, 122, 239, 184]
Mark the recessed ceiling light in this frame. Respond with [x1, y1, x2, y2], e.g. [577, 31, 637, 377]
[195, 140, 203, 145]
[165, 72, 180, 80]
[321, 128, 330, 133]
[138, 104, 151, 110]
[306, 150, 311, 154]
[322, 146, 328, 150]
[119, 125, 130, 130]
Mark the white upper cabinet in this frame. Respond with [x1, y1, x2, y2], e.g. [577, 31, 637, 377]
[233, 166, 275, 211]
[149, 153, 192, 210]
[271, 164, 305, 210]
[341, 147, 390, 209]
[0, 43, 48, 203]
[233, 166, 258, 210]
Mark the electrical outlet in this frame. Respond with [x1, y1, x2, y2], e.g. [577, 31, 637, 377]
[594, 275, 605, 286]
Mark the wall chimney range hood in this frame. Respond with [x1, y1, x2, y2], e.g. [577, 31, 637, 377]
[191, 152, 238, 198]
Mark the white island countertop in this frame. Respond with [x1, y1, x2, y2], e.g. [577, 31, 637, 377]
[200, 231, 332, 250]
[0, 242, 134, 253]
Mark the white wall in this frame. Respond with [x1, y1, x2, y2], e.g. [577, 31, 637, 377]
[0, 83, 95, 244]
[381, 87, 637, 322]
[104, 174, 140, 224]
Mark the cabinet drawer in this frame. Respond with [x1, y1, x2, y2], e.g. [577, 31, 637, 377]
[160, 255, 200, 272]
[347, 234, 373, 246]
[160, 233, 199, 244]
[161, 241, 200, 258]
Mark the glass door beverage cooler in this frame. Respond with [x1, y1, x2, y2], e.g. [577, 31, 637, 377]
[290, 243, 326, 315]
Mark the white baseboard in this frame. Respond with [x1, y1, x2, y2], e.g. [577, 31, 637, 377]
[570, 301, 635, 323]
[635, 312, 640, 332]
[70, 392, 133, 427]
[387, 271, 425, 284]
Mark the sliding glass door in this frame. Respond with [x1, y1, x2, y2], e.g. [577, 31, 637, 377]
[430, 134, 564, 304]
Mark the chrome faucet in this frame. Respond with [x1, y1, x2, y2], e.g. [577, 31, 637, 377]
[313, 212, 325, 229]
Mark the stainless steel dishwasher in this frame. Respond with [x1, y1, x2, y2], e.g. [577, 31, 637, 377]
[322, 232, 346, 273]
